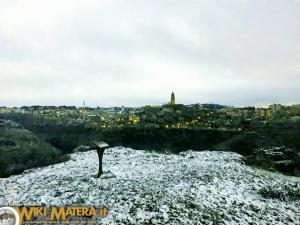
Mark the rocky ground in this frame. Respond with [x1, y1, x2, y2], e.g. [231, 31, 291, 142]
[0, 147, 299, 225]
[246, 146, 300, 176]
[0, 119, 66, 177]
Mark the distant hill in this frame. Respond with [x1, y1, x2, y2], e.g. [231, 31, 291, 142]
[0, 119, 68, 177]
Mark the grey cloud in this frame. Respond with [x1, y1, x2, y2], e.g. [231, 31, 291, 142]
[0, 0, 299, 107]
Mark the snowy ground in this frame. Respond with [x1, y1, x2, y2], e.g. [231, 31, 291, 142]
[0, 147, 299, 225]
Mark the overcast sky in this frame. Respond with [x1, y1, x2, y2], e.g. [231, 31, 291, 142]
[0, 0, 299, 107]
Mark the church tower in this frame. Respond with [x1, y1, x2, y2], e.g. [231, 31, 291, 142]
[170, 92, 175, 105]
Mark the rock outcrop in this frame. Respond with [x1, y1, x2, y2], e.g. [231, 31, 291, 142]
[245, 146, 300, 176]
[0, 119, 67, 177]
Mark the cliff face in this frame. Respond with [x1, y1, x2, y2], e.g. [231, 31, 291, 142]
[213, 121, 300, 176]
[0, 112, 238, 154]
[0, 119, 67, 177]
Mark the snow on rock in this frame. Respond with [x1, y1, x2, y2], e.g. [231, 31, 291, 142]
[0, 147, 299, 225]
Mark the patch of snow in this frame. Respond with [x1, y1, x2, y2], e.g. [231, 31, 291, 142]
[0, 147, 299, 224]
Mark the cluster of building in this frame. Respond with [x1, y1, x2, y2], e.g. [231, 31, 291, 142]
[1, 93, 299, 131]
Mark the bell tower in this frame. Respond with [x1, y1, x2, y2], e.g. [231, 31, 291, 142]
[170, 92, 175, 105]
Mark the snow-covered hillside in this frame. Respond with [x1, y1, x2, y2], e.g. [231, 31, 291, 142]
[0, 147, 299, 225]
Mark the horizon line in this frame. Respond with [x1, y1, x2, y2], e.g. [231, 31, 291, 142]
[1, 102, 299, 109]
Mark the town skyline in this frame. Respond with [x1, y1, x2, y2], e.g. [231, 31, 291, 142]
[1, 91, 299, 109]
